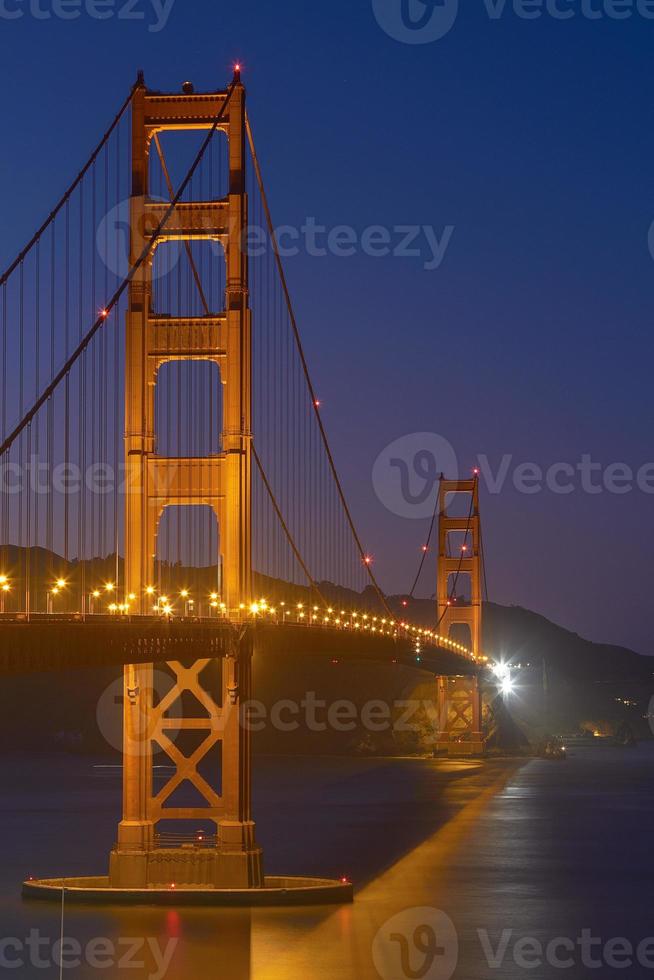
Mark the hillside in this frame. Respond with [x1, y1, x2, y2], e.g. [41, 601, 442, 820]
[0, 553, 651, 749]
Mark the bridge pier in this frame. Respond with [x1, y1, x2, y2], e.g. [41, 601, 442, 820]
[109, 630, 263, 890]
[434, 675, 485, 757]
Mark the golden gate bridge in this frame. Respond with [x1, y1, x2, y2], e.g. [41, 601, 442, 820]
[0, 67, 490, 903]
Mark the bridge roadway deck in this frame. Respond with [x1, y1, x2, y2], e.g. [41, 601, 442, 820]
[0, 617, 477, 676]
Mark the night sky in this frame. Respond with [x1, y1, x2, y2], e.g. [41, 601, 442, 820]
[0, 0, 652, 653]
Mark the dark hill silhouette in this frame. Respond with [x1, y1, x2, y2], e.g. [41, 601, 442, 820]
[0, 547, 651, 746]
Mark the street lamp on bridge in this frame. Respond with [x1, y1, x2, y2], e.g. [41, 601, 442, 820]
[0, 575, 10, 614]
[47, 579, 67, 615]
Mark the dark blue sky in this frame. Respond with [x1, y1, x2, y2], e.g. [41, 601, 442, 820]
[0, 0, 652, 653]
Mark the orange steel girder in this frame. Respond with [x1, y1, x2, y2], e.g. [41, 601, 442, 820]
[111, 72, 262, 889]
[435, 477, 485, 755]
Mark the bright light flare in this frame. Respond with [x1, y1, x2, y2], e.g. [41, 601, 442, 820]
[501, 676, 515, 696]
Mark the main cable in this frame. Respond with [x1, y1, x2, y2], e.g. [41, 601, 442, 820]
[0, 76, 238, 460]
[0, 82, 137, 289]
[245, 112, 392, 619]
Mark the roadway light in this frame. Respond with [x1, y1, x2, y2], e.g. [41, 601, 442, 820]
[105, 582, 115, 593]
[56, 578, 67, 590]
[145, 586, 155, 596]
[501, 676, 515, 697]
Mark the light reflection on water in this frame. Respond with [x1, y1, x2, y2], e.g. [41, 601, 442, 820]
[0, 745, 652, 978]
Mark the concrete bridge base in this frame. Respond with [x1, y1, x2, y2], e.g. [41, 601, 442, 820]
[109, 844, 264, 891]
[22, 875, 353, 906]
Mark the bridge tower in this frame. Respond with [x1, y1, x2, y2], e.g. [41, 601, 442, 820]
[435, 476, 484, 755]
[110, 70, 263, 889]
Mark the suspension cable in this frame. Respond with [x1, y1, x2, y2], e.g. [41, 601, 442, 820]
[245, 112, 392, 619]
[480, 519, 490, 603]
[252, 443, 327, 606]
[152, 132, 210, 316]
[0, 77, 238, 460]
[0, 82, 137, 289]
[407, 494, 439, 599]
